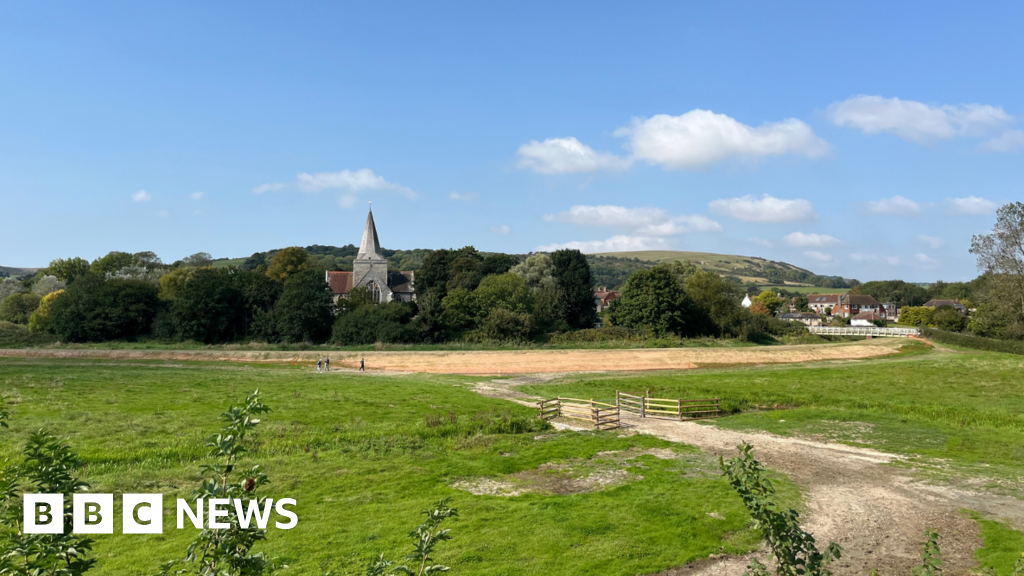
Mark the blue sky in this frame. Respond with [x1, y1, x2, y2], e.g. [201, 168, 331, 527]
[2, 2, 1021, 282]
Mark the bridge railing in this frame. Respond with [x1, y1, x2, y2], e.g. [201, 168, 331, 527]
[807, 326, 919, 337]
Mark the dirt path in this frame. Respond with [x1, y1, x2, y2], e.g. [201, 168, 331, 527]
[0, 339, 904, 374]
[476, 375, 1024, 576]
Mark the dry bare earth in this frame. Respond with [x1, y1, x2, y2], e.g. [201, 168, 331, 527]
[475, 376, 1024, 576]
[0, 339, 904, 374]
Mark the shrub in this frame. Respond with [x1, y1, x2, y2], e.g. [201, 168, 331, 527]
[50, 276, 161, 342]
[548, 326, 645, 343]
[932, 305, 967, 332]
[28, 289, 64, 333]
[900, 306, 935, 327]
[332, 301, 417, 345]
[0, 320, 56, 347]
[472, 308, 534, 342]
[921, 328, 1024, 355]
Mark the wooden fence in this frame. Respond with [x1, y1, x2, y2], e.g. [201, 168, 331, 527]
[538, 390, 719, 429]
[537, 396, 620, 430]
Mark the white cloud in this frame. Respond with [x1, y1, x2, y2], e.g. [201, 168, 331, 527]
[828, 95, 1013, 144]
[616, 110, 829, 169]
[536, 235, 667, 253]
[544, 205, 721, 236]
[747, 237, 774, 248]
[947, 196, 998, 216]
[983, 129, 1024, 153]
[251, 183, 287, 194]
[916, 235, 944, 249]
[132, 190, 152, 202]
[189, 191, 204, 200]
[784, 232, 840, 247]
[448, 192, 478, 202]
[865, 195, 921, 216]
[491, 224, 511, 235]
[803, 251, 833, 263]
[709, 194, 817, 223]
[915, 253, 937, 264]
[516, 137, 631, 174]
[850, 253, 900, 265]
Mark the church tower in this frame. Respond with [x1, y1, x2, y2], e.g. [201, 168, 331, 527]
[352, 206, 393, 303]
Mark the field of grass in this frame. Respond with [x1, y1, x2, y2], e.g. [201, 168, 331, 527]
[757, 284, 847, 294]
[0, 358, 768, 575]
[520, 343, 1024, 482]
[210, 257, 247, 268]
[593, 250, 815, 280]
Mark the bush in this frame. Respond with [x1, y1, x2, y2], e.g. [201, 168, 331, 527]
[549, 326, 645, 343]
[28, 289, 64, 333]
[471, 308, 534, 342]
[932, 305, 967, 332]
[921, 328, 1024, 355]
[0, 320, 56, 347]
[900, 306, 935, 327]
[332, 301, 417, 345]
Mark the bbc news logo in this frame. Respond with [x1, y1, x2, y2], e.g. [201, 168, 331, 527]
[24, 494, 298, 534]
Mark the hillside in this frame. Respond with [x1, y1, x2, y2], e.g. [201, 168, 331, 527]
[0, 266, 39, 279]
[593, 250, 852, 288]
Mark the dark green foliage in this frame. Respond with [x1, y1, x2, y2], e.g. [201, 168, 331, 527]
[246, 245, 429, 274]
[0, 431, 96, 574]
[920, 328, 1024, 355]
[608, 267, 710, 337]
[721, 443, 841, 576]
[366, 499, 458, 576]
[474, 308, 534, 342]
[90, 251, 137, 276]
[50, 276, 161, 342]
[170, 268, 245, 343]
[0, 321, 56, 347]
[480, 253, 519, 276]
[232, 269, 283, 340]
[854, 280, 929, 308]
[585, 255, 653, 290]
[550, 249, 597, 330]
[684, 271, 744, 336]
[932, 306, 967, 333]
[158, 391, 279, 576]
[332, 302, 418, 345]
[275, 269, 335, 343]
[0, 292, 41, 324]
[417, 247, 482, 301]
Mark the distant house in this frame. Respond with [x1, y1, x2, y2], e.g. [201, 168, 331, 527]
[741, 294, 752, 308]
[594, 287, 619, 312]
[851, 311, 885, 327]
[806, 293, 885, 319]
[882, 302, 898, 321]
[778, 312, 823, 327]
[923, 299, 968, 314]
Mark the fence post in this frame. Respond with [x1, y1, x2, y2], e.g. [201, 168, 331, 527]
[616, 390, 620, 410]
[678, 399, 683, 421]
[591, 398, 596, 429]
[715, 397, 720, 417]
[640, 394, 646, 419]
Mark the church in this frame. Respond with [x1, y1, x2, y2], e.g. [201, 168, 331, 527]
[325, 208, 416, 303]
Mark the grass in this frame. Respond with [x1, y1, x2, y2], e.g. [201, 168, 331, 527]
[0, 357, 768, 575]
[757, 285, 847, 294]
[519, 343, 1024, 482]
[968, 511, 1024, 575]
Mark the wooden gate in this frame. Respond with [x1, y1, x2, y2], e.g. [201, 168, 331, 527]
[616, 391, 644, 416]
[535, 396, 620, 430]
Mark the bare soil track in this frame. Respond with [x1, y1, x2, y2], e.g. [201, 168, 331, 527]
[476, 374, 1024, 576]
[0, 339, 903, 374]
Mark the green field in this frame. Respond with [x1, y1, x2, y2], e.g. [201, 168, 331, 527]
[593, 250, 815, 279]
[757, 284, 847, 294]
[522, 342, 1024, 482]
[0, 358, 766, 575]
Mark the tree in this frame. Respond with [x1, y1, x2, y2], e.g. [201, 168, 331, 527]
[0, 278, 23, 303]
[853, 280, 929, 308]
[159, 266, 199, 300]
[932, 305, 967, 332]
[607, 267, 707, 337]
[179, 251, 212, 267]
[275, 268, 334, 343]
[439, 288, 480, 332]
[90, 251, 136, 276]
[31, 275, 66, 296]
[170, 268, 244, 343]
[749, 301, 772, 316]
[332, 301, 417, 345]
[0, 292, 42, 324]
[684, 271, 743, 334]
[511, 253, 558, 289]
[899, 306, 935, 327]
[232, 269, 283, 340]
[551, 249, 597, 329]
[264, 247, 318, 282]
[43, 257, 91, 283]
[28, 289, 64, 333]
[474, 273, 534, 316]
[50, 276, 161, 342]
[971, 202, 1024, 339]
[480, 253, 519, 276]
[474, 308, 534, 341]
[753, 291, 783, 315]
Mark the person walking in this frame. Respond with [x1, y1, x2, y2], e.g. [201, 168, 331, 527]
[317, 358, 322, 373]
[359, 357, 365, 372]
[325, 357, 330, 372]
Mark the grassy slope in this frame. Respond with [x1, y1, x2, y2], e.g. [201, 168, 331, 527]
[520, 344, 1024, 481]
[593, 250, 817, 283]
[0, 358, 763, 575]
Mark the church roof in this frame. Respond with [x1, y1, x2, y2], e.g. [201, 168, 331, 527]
[357, 208, 384, 261]
[326, 271, 353, 294]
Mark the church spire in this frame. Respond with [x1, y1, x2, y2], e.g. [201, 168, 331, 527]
[357, 205, 384, 260]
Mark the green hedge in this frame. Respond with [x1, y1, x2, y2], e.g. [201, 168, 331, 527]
[921, 327, 1024, 355]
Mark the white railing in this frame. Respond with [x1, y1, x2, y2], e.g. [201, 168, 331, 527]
[807, 326, 920, 337]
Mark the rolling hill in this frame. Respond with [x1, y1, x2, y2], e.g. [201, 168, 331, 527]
[592, 250, 851, 289]
[0, 266, 39, 279]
